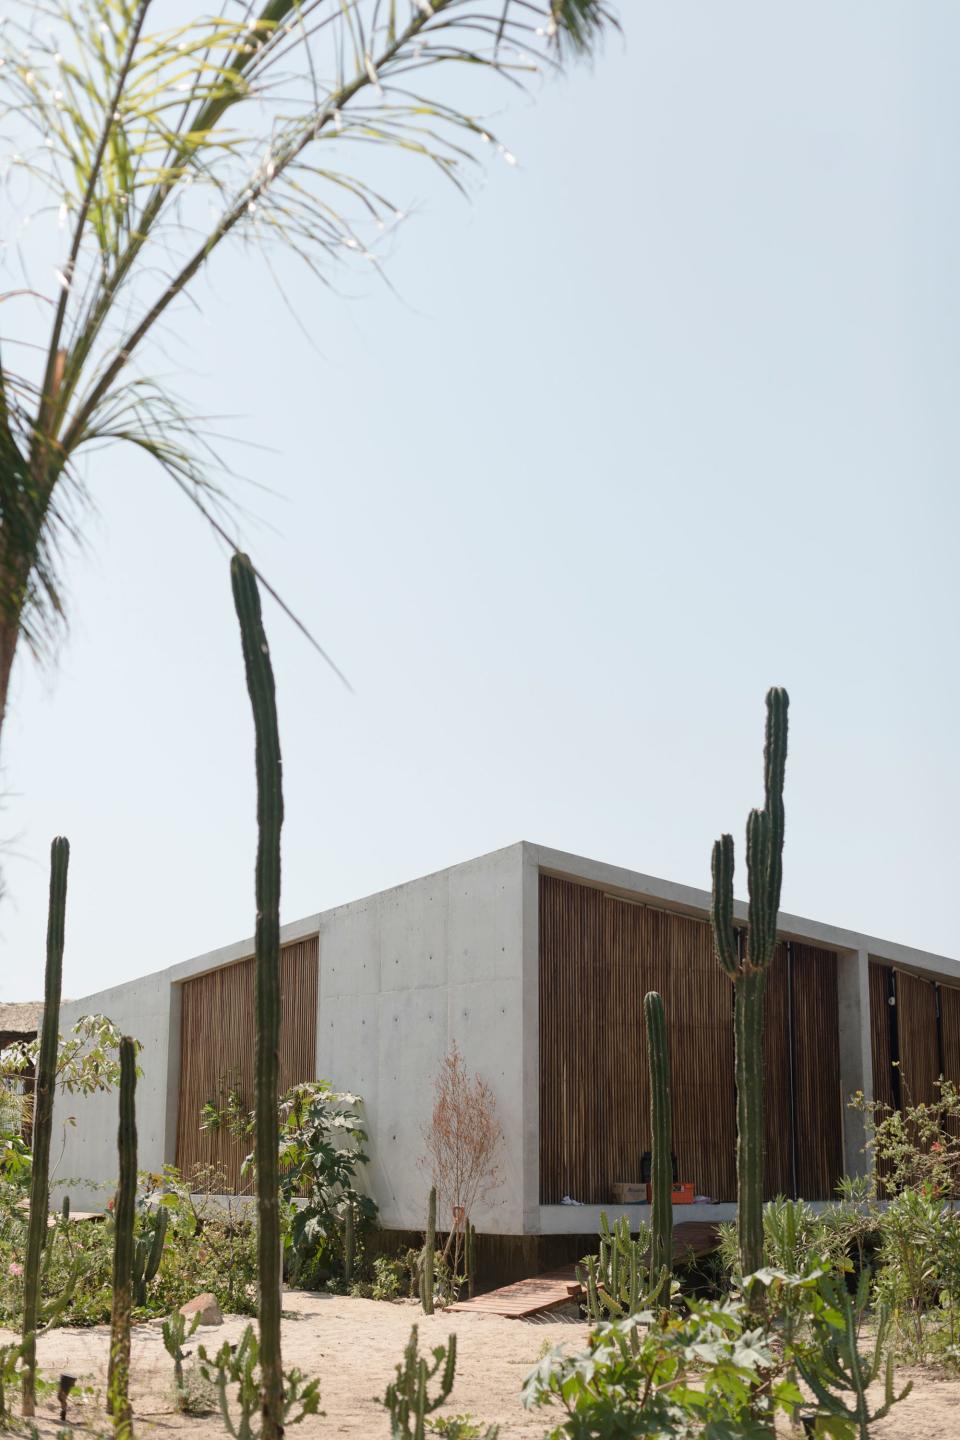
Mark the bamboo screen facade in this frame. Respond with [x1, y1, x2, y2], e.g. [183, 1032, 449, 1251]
[869, 965, 960, 1122]
[175, 937, 319, 1191]
[538, 875, 843, 1206]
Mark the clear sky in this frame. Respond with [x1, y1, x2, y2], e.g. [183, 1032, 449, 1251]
[3, 2, 960, 1001]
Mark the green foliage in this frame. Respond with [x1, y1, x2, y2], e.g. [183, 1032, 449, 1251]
[795, 1270, 912, 1440]
[873, 1185, 960, 1360]
[578, 1213, 667, 1323]
[710, 688, 789, 1284]
[852, 1077, 960, 1196]
[522, 1301, 800, 1439]
[428, 1415, 499, 1439]
[197, 1324, 322, 1440]
[380, 1324, 458, 1440]
[201, 1077, 377, 1283]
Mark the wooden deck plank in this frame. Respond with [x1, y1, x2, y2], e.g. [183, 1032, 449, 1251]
[448, 1267, 580, 1318]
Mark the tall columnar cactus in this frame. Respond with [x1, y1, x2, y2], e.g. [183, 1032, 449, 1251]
[231, 552, 284, 1439]
[711, 687, 788, 1285]
[420, 1186, 436, 1315]
[465, 1220, 477, 1300]
[643, 991, 673, 1279]
[108, 1036, 137, 1435]
[21, 835, 69, 1418]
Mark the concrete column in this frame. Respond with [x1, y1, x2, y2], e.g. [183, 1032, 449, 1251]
[836, 948, 872, 1178]
[163, 980, 183, 1167]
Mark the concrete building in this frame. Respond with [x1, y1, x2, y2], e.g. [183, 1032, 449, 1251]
[52, 842, 960, 1259]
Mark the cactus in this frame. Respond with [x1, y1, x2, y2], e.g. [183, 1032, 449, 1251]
[420, 1186, 436, 1315]
[577, 1213, 667, 1322]
[197, 1324, 320, 1439]
[795, 1271, 912, 1438]
[710, 687, 788, 1285]
[643, 991, 673, 1280]
[343, 1201, 355, 1286]
[465, 1220, 477, 1299]
[231, 552, 284, 1439]
[108, 1036, 137, 1435]
[162, 1310, 201, 1412]
[132, 1205, 168, 1307]
[380, 1325, 460, 1440]
[21, 835, 69, 1418]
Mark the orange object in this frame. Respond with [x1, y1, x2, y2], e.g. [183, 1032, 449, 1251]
[645, 1181, 695, 1205]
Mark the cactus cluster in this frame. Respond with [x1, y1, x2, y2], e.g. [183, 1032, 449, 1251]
[231, 552, 285, 1439]
[133, 1206, 168, 1307]
[643, 991, 673, 1280]
[381, 1325, 458, 1440]
[578, 1213, 667, 1322]
[419, 1186, 436, 1315]
[711, 687, 788, 1283]
[108, 1036, 138, 1435]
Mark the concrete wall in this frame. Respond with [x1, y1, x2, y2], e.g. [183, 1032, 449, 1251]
[316, 842, 528, 1233]
[50, 846, 530, 1232]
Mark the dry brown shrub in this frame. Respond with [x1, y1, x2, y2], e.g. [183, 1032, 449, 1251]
[421, 1044, 503, 1245]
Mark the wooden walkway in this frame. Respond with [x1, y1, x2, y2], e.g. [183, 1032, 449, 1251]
[447, 1221, 721, 1319]
[447, 1267, 580, 1318]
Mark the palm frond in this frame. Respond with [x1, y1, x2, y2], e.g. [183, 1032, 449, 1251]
[0, 0, 618, 667]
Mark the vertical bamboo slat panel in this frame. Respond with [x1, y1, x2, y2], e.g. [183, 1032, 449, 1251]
[940, 984, 960, 1090]
[175, 937, 319, 1191]
[895, 969, 940, 1109]
[791, 943, 843, 1200]
[649, 908, 736, 1203]
[869, 963, 896, 1113]
[538, 877, 604, 1204]
[601, 896, 646, 1199]
[763, 943, 792, 1199]
[539, 878, 737, 1204]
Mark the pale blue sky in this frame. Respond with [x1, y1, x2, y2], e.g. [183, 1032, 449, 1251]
[4, 2, 960, 999]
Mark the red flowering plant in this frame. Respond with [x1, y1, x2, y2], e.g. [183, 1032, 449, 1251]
[852, 1077, 960, 1198]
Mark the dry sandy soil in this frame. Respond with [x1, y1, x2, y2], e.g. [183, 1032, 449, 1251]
[3, 1290, 959, 1437]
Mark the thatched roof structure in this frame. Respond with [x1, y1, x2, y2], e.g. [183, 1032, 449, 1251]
[0, 1003, 42, 1038]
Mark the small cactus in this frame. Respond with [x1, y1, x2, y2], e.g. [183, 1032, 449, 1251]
[643, 992, 673, 1280]
[21, 836, 69, 1419]
[465, 1220, 477, 1299]
[380, 1325, 458, 1440]
[343, 1202, 355, 1286]
[420, 1187, 436, 1315]
[132, 1206, 168, 1307]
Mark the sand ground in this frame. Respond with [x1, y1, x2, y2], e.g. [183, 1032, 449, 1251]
[3, 1290, 959, 1437]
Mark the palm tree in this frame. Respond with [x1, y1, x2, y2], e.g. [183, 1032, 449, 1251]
[0, 0, 615, 751]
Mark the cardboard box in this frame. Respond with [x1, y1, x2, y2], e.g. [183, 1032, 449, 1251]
[612, 1182, 646, 1205]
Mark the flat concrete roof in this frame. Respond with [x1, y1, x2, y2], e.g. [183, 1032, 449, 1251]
[65, 840, 960, 1009]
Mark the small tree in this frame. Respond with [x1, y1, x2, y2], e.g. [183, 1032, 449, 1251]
[421, 1044, 502, 1271]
